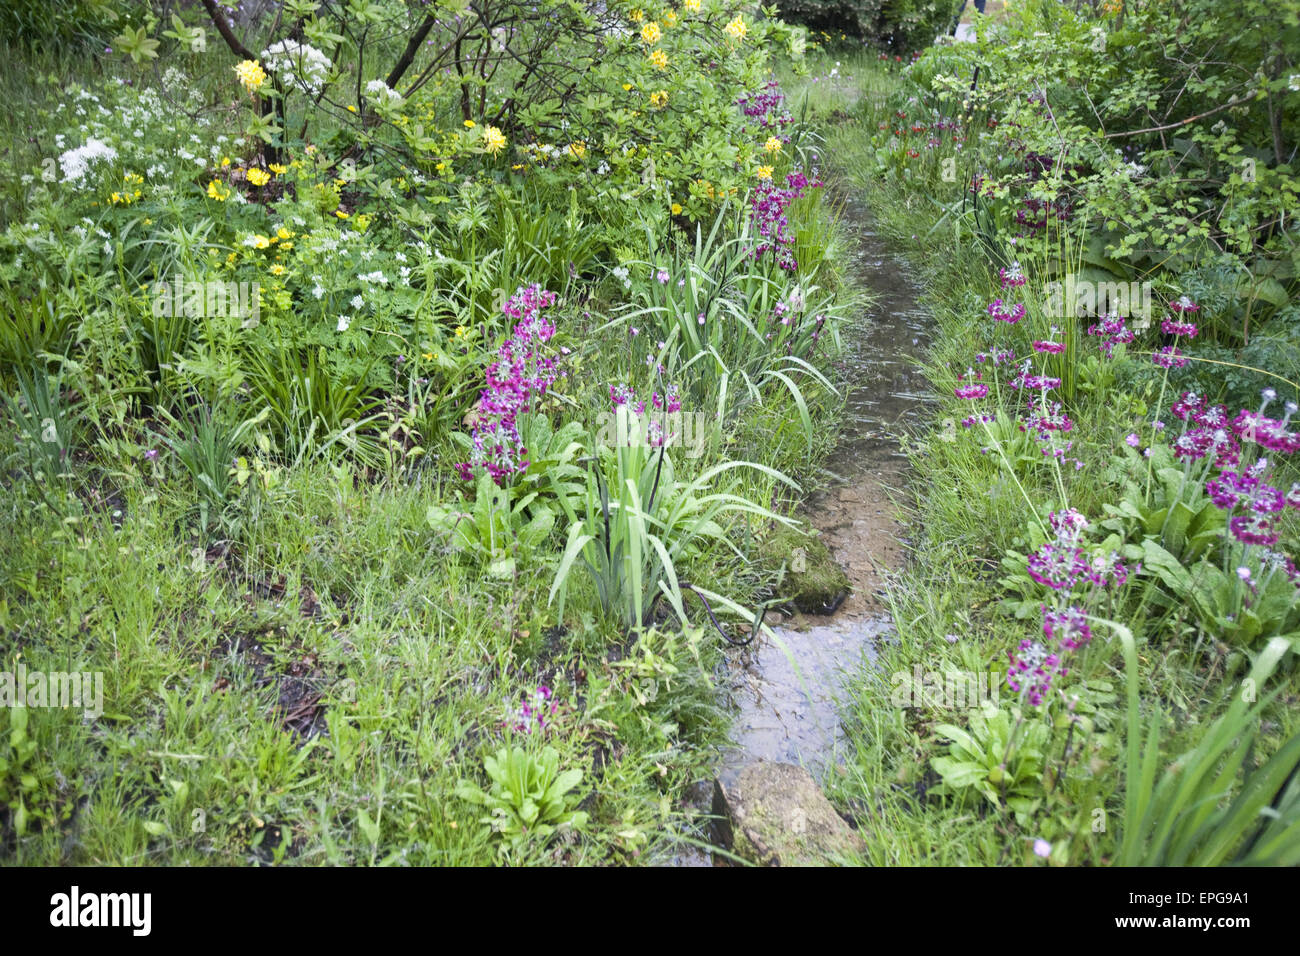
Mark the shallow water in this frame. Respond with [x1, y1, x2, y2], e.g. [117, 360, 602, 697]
[668, 194, 934, 865]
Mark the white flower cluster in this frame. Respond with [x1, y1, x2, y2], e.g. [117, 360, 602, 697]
[365, 79, 403, 106]
[262, 40, 332, 95]
[58, 137, 118, 183]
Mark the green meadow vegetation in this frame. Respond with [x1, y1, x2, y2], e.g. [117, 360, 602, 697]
[2, 0, 1299, 867]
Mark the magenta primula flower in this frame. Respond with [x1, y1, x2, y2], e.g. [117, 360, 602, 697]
[1043, 605, 1092, 650]
[1161, 318, 1198, 337]
[1152, 345, 1187, 369]
[458, 284, 562, 484]
[987, 298, 1026, 324]
[1007, 639, 1062, 707]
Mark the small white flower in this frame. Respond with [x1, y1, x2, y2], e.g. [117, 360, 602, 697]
[351, 294, 364, 310]
[337, 315, 351, 332]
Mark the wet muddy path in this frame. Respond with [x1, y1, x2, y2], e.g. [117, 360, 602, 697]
[670, 191, 934, 863]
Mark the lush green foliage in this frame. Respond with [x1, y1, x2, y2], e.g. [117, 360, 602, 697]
[0, 0, 850, 865]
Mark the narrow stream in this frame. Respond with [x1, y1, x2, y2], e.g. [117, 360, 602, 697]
[670, 192, 934, 864]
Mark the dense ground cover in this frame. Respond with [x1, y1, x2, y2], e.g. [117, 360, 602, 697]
[3, 0, 1299, 868]
[0, 1, 855, 864]
[792, 0, 1300, 865]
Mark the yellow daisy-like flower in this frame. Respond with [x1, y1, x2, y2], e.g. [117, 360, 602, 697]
[649, 49, 668, 70]
[220, 157, 231, 167]
[649, 90, 668, 109]
[630, 8, 644, 22]
[234, 59, 266, 93]
[483, 125, 507, 155]
[269, 163, 287, 175]
[664, 9, 677, 26]
[622, 83, 633, 91]
[277, 227, 294, 240]
[641, 21, 661, 44]
[246, 167, 271, 187]
[280, 241, 293, 250]
[270, 264, 285, 276]
[346, 105, 357, 113]
[724, 15, 747, 41]
[335, 210, 350, 219]
[463, 119, 476, 129]
[454, 325, 468, 337]
[755, 165, 773, 180]
[569, 141, 587, 159]
[764, 136, 782, 153]
[683, 0, 699, 12]
[251, 234, 272, 249]
[206, 180, 231, 201]
[422, 351, 434, 360]
[671, 202, 683, 215]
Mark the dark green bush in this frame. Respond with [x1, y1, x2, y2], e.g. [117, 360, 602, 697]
[776, 0, 954, 52]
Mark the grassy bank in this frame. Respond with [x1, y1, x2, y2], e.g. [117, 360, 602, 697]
[786, 26, 1300, 866]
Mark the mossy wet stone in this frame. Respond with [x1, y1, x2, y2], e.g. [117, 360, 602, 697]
[760, 525, 851, 615]
[712, 761, 865, 866]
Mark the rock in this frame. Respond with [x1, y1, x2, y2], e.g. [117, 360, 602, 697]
[757, 525, 851, 615]
[713, 762, 865, 866]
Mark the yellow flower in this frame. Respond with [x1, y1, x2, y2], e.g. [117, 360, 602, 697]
[622, 83, 633, 91]
[683, 0, 699, 12]
[335, 210, 350, 219]
[454, 325, 467, 337]
[246, 167, 271, 187]
[483, 125, 507, 155]
[277, 227, 294, 240]
[724, 15, 747, 41]
[280, 241, 293, 250]
[220, 157, 231, 167]
[641, 21, 661, 44]
[649, 49, 668, 70]
[463, 119, 476, 129]
[671, 202, 683, 215]
[568, 141, 587, 159]
[251, 234, 272, 249]
[630, 8, 644, 22]
[206, 180, 231, 201]
[649, 90, 668, 109]
[422, 352, 434, 361]
[234, 59, 266, 93]
[269, 163, 287, 175]
[755, 165, 773, 180]
[346, 104, 357, 113]
[764, 136, 782, 153]
[270, 264, 285, 276]
[664, 9, 678, 26]
[435, 162, 447, 172]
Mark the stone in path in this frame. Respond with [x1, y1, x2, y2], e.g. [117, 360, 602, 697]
[713, 761, 865, 866]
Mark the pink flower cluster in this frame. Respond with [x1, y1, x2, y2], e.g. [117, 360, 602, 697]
[456, 284, 561, 484]
[736, 81, 793, 130]
[1171, 388, 1299, 547]
[1086, 313, 1135, 359]
[509, 685, 558, 735]
[750, 167, 823, 272]
[1012, 511, 1133, 707]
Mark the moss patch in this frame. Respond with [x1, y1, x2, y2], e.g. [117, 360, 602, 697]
[758, 524, 851, 615]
